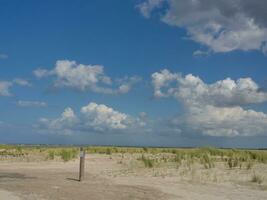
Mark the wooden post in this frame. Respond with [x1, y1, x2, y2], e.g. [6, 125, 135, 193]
[79, 147, 85, 181]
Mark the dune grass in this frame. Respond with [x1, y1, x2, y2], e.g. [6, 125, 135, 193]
[0, 145, 267, 166]
[139, 154, 154, 168]
[59, 149, 78, 162]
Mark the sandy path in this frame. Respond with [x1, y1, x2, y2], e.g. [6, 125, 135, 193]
[0, 160, 169, 200]
[113, 176, 267, 200]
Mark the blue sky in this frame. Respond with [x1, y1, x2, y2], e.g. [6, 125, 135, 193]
[1, 0, 267, 148]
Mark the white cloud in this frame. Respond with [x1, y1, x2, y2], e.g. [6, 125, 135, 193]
[151, 69, 180, 98]
[33, 68, 52, 78]
[52, 60, 110, 90]
[179, 105, 267, 137]
[13, 78, 31, 87]
[136, 0, 164, 18]
[193, 50, 210, 57]
[116, 76, 142, 94]
[138, 0, 267, 54]
[0, 78, 32, 97]
[37, 102, 147, 135]
[152, 69, 267, 106]
[152, 69, 267, 137]
[81, 102, 129, 131]
[17, 100, 47, 108]
[36, 101, 153, 135]
[33, 60, 140, 94]
[38, 107, 78, 135]
[0, 81, 12, 96]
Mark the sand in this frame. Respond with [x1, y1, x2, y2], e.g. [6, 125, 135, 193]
[0, 153, 266, 200]
[0, 190, 21, 200]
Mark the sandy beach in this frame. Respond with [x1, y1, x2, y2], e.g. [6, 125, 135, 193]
[0, 153, 266, 200]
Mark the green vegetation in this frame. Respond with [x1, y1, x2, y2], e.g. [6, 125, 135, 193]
[200, 153, 214, 169]
[59, 149, 78, 162]
[0, 145, 80, 162]
[227, 156, 240, 169]
[47, 150, 55, 160]
[105, 148, 112, 155]
[139, 155, 154, 168]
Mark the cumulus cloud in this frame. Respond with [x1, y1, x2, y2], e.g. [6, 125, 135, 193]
[33, 60, 140, 94]
[37, 102, 147, 135]
[17, 100, 47, 108]
[152, 69, 267, 106]
[80, 102, 128, 131]
[151, 69, 180, 98]
[175, 105, 267, 137]
[38, 107, 78, 135]
[138, 0, 267, 54]
[152, 69, 267, 137]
